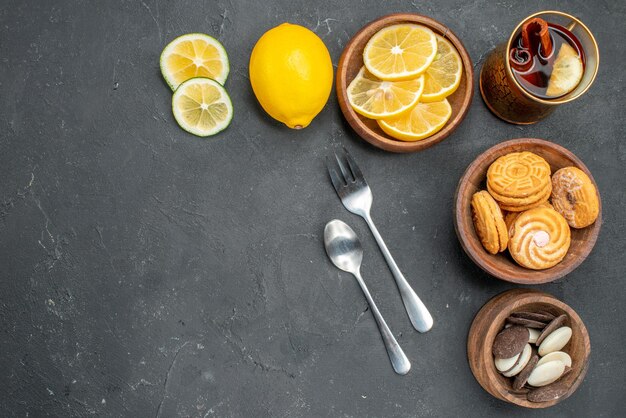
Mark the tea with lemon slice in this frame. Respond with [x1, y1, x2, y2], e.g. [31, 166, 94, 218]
[510, 19, 585, 99]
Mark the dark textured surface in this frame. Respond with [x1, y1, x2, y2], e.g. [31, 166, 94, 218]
[0, 1, 624, 417]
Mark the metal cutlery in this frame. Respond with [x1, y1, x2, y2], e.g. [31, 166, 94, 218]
[324, 219, 411, 375]
[327, 148, 433, 333]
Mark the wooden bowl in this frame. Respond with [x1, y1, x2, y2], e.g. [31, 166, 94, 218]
[336, 13, 474, 153]
[467, 289, 591, 408]
[454, 138, 602, 284]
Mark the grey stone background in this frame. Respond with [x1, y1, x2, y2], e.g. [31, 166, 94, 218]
[1, 0, 624, 416]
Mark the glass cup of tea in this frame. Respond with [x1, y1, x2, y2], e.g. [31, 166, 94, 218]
[480, 10, 599, 124]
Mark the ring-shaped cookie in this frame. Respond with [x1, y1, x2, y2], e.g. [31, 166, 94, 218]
[503, 201, 554, 231]
[508, 207, 571, 270]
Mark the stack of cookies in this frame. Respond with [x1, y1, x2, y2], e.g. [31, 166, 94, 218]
[471, 151, 599, 269]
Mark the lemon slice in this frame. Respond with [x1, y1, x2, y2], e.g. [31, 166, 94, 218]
[378, 98, 451, 141]
[160, 33, 229, 90]
[546, 43, 583, 98]
[347, 67, 424, 119]
[172, 77, 233, 137]
[363, 24, 437, 81]
[420, 35, 463, 102]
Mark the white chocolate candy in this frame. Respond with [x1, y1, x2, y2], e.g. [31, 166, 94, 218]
[527, 360, 566, 387]
[538, 327, 572, 356]
[495, 352, 520, 372]
[537, 351, 572, 368]
[503, 344, 532, 377]
[528, 328, 541, 344]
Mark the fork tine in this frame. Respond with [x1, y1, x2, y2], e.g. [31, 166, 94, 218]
[342, 147, 365, 182]
[334, 152, 353, 183]
[326, 157, 345, 192]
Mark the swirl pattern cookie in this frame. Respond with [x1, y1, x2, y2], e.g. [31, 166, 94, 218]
[503, 201, 554, 231]
[471, 191, 508, 254]
[508, 207, 571, 270]
[551, 167, 599, 228]
[487, 152, 551, 210]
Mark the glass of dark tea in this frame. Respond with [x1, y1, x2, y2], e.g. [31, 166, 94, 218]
[480, 11, 599, 124]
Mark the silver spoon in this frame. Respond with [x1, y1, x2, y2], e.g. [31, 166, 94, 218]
[324, 219, 411, 375]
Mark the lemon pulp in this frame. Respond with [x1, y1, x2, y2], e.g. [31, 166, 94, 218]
[363, 24, 437, 81]
[161, 33, 229, 90]
[378, 98, 452, 141]
[347, 67, 424, 119]
[172, 77, 233, 137]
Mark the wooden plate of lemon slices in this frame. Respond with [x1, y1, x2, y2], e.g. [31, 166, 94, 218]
[337, 13, 474, 153]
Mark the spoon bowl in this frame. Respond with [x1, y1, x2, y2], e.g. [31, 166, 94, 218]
[324, 219, 363, 273]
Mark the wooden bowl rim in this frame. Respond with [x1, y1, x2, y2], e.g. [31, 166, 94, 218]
[454, 138, 602, 284]
[467, 289, 591, 408]
[336, 13, 474, 153]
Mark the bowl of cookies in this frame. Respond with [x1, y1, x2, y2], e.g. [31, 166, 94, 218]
[454, 138, 601, 284]
[467, 288, 590, 408]
[336, 13, 474, 153]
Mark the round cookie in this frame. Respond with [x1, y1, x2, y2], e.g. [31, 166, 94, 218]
[508, 206, 571, 270]
[487, 152, 551, 200]
[471, 191, 508, 254]
[497, 183, 552, 212]
[551, 166, 599, 228]
[503, 201, 554, 230]
[488, 180, 551, 208]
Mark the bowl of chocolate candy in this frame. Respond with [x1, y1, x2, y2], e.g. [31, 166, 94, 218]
[467, 288, 590, 408]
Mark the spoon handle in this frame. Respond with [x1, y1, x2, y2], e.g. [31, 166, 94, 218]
[363, 213, 433, 333]
[353, 270, 411, 375]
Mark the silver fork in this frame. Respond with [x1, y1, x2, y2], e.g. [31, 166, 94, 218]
[327, 148, 433, 333]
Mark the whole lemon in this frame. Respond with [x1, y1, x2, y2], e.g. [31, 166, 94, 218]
[249, 23, 333, 129]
